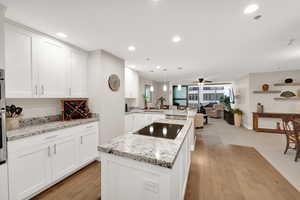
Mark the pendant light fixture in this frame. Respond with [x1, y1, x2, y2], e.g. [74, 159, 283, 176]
[178, 84, 182, 91]
[163, 84, 167, 92]
[163, 68, 168, 92]
[150, 85, 154, 92]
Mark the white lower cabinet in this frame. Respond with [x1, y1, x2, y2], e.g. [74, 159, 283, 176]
[51, 136, 77, 182]
[125, 114, 134, 133]
[0, 163, 9, 200]
[8, 122, 99, 200]
[78, 124, 98, 167]
[8, 142, 52, 200]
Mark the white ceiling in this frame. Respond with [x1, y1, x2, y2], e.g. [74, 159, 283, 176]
[1, 0, 300, 82]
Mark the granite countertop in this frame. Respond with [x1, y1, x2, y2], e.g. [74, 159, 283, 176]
[98, 118, 192, 169]
[164, 109, 197, 117]
[125, 109, 164, 115]
[7, 117, 99, 141]
[125, 109, 197, 117]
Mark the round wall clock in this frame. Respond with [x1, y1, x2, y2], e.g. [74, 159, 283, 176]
[108, 74, 120, 91]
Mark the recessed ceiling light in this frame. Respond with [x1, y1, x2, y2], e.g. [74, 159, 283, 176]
[128, 65, 136, 69]
[156, 65, 161, 69]
[56, 32, 68, 38]
[172, 35, 181, 43]
[128, 46, 136, 51]
[244, 4, 259, 15]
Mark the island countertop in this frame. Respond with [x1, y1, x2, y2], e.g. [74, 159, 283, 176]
[98, 118, 193, 169]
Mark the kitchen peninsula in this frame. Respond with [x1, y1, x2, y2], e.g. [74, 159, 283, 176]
[98, 117, 194, 200]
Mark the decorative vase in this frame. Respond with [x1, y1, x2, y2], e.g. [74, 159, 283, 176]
[257, 103, 264, 113]
[234, 114, 242, 128]
[262, 84, 269, 91]
[285, 78, 293, 84]
[6, 117, 20, 130]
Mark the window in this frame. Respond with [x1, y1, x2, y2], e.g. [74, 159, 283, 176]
[173, 85, 188, 106]
[203, 93, 224, 101]
[145, 85, 152, 103]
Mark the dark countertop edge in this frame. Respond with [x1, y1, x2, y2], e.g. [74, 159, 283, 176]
[7, 118, 99, 142]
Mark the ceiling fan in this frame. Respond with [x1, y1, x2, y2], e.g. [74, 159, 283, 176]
[191, 78, 231, 86]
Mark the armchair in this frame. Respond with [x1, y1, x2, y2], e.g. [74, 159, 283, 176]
[205, 104, 224, 118]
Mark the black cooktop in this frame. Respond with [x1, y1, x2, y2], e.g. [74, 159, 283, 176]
[134, 122, 183, 140]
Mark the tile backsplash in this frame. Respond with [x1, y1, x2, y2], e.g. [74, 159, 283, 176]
[6, 99, 61, 119]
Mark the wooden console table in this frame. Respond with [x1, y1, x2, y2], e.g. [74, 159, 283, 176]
[253, 112, 300, 133]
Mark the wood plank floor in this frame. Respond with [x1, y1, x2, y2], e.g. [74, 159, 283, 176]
[33, 134, 300, 200]
[32, 162, 100, 200]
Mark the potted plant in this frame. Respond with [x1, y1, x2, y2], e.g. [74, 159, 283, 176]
[143, 95, 148, 110]
[219, 95, 234, 125]
[233, 108, 243, 128]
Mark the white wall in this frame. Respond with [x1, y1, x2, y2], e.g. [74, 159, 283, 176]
[87, 50, 125, 145]
[137, 76, 170, 107]
[233, 75, 251, 129]
[234, 70, 300, 129]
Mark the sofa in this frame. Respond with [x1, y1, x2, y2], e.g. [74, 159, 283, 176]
[205, 104, 224, 118]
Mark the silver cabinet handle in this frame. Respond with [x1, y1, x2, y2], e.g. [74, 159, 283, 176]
[54, 144, 57, 154]
[80, 136, 83, 144]
[41, 85, 44, 95]
[86, 125, 94, 129]
[48, 146, 51, 157]
[35, 85, 38, 96]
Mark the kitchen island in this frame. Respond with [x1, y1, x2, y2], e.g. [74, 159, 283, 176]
[98, 118, 193, 200]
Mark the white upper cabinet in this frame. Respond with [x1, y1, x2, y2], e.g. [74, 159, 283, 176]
[35, 37, 69, 98]
[69, 49, 87, 97]
[125, 67, 139, 99]
[5, 24, 33, 98]
[4, 22, 88, 98]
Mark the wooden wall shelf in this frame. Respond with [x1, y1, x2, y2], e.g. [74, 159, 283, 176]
[253, 90, 281, 94]
[274, 97, 300, 101]
[274, 83, 300, 86]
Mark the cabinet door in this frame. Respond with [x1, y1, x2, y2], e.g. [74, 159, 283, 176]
[8, 144, 51, 200]
[0, 164, 8, 200]
[125, 115, 130, 133]
[5, 24, 33, 98]
[124, 67, 132, 98]
[78, 131, 98, 166]
[125, 115, 135, 133]
[52, 136, 77, 182]
[132, 70, 139, 98]
[69, 49, 87, 97]
[36, 38, 68, 97]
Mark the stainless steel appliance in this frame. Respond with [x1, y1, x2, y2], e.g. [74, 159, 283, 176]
[134, 122, 183, 140]
[0, 69, 6, 165]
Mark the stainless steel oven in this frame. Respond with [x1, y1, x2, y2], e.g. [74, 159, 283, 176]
[0, 69, 6, 165]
